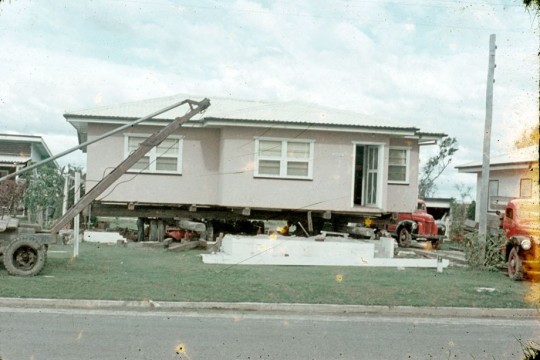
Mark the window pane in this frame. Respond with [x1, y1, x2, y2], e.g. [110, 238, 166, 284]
[389, 149, 406, 165]
[131, 156, 150, 170]
[157, 139, 178, 156]
[369, 147, 378, 170]
[156, 157, 178, 171]
[287, 161, 308, 177]
[388, 165, 406, 181]
[259, 160, 280, 175]
[287, 142, 310, 158]
[259, 141, 282, 157]
[128, 137, 145, 153]
[520, 179, 532, 197]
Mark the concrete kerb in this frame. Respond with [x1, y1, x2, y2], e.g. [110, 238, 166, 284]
[0, 297, 537, 319]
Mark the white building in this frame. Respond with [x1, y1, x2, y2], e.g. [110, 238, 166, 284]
[456, 145, 539, 221]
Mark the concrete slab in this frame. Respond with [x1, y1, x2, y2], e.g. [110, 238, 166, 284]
[202, 235, 449, 269]
[84, 231, 127, 244]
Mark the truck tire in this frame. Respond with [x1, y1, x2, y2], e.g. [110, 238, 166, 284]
[3, 237, 47, 276]
[507, 247, 523, 281]
[397, 227, 411, 247]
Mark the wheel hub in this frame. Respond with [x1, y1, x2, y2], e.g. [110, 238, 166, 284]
[13, 246, 38, 270]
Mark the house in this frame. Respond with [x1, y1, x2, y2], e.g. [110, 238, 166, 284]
[64, 94, 445, 232]
[456, 145, 539, 221]
[0, 133, 56, 179]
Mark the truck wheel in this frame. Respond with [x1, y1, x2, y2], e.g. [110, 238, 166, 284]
[507, 247, 523, 281]
[3, 237, 47, 276]
[397, 227, 411, 247]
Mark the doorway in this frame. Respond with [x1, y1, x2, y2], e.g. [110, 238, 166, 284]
[353, 144, 381, 207]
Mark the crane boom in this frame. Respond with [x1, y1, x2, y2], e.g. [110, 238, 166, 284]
[49, 98, 210, 235]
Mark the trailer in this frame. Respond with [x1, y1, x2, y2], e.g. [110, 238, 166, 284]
[0, 98, 210, 276]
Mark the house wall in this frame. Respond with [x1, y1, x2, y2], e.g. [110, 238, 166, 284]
[86, 123, 221, 205]
[30, 144, 45, 162]
[216, 126, 391, 212]
[386, 139, 420, 213]
[473, 167, 538, 221]
[85, 123, 420, 214]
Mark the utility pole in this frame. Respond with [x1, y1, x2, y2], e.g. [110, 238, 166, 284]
[478, 34, 497, 264]
[73, 171, 81, 257]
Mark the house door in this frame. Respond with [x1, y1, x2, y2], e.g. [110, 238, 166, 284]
[353, 144, 381, 207]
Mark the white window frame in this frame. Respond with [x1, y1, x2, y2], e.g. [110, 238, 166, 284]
[123, 133, 183, 175]
[350, 141, 385, 209]
[387, 147, 410, 184]
[520, 178, 532, 198]
[254, 137, 314, 180]
[488, 179, 499, 211]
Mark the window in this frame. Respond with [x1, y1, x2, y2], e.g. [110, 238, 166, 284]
[488, 180, 499, 211]
[388, 148, 409, 183]
[255, 138, 314, 179]
[505, 207, 513, 220]
[520, 178, 532, 198]
[124, 134, 183, 174]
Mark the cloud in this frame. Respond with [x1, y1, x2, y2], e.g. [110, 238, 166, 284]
[0, 0, 537, 199]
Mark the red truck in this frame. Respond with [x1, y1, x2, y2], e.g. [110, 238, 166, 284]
[502, 199, 540, 280]
[387, 199, 444, 249]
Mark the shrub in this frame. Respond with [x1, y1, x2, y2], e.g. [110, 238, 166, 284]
[464, 229, 506, 270]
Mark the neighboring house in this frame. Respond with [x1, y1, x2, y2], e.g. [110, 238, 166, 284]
[456, 145, 539, 222]
[64, 94, 445, 225]
[424, 197, 452, 220]
[0, 133, 56, 179]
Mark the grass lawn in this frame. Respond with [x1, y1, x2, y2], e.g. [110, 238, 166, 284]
[0, 242, 537, 308]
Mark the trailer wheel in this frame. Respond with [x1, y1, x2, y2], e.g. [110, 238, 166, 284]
[3, 237, 47, 276]
[507, 247, 523, 281]
[397, 227, 411, 247]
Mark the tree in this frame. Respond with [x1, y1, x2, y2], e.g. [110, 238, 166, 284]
[449, 183, 473, 243]
[523, 0, 540, 16]
[21, 164, 64, 226]
[418, 137, 459, 198]
[0, 179, 26, 215]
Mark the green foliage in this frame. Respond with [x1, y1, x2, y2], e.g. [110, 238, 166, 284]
[449, 184, 473, 244]
[467, 201, 476, 220]
[64, 164, 86, 210]
[464, 230, 506, 270]
[418, 137, 459, 198]
[21, 164, 64, 224]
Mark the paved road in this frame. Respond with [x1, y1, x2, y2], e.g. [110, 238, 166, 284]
[0, 307, 539, 360]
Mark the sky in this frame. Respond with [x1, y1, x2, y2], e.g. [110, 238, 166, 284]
[0, 0, 538, 199]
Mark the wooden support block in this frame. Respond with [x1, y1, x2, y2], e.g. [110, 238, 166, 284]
[199, 239, 208, 250]
[168, 241, 200, 252]
[209, 232, 224, 252]
[142, 241, 167, 249]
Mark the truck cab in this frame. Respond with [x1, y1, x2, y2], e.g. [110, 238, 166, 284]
[503, 199, 540, 280]
[387, 199, 442, 249]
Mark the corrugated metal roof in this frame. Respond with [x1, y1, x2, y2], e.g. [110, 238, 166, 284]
[65, 94, 411, 129]
[456, 145, 539, 170]
[0, 155, 32, 164]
